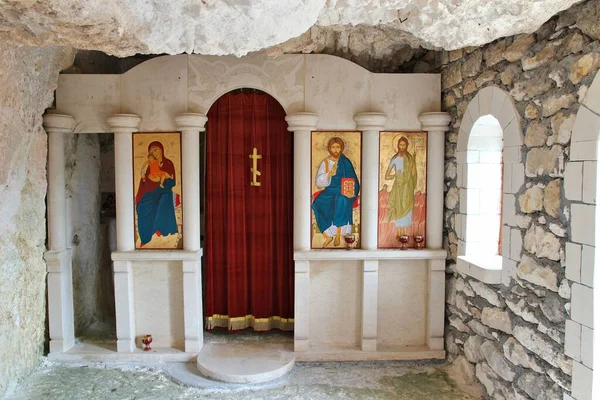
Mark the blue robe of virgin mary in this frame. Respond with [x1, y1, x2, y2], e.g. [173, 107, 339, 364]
[312, 153, 360, 233]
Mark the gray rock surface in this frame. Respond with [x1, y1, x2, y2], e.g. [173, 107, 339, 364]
[0, 44, 74, 396]
[0, 0, 583, 57]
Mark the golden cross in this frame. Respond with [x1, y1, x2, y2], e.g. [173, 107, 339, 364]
[249, 147, 262, 187]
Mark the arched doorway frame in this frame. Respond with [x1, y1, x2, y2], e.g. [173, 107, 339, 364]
[204, 86, 289, 116]
[202, 87, 295, 332]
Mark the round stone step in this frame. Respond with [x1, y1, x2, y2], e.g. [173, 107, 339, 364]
[196, 342, 295, 383]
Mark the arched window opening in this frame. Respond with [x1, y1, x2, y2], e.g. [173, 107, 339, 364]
[463, 115, 503, 257]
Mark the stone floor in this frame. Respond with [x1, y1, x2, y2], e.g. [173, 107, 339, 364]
[9, 329, 476, 399]
[7, 359, 475, 400]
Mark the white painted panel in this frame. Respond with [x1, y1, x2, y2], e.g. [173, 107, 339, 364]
[187, 54, 306, 114]
[511, 163, 525, 194]
[121, 55, 188, 131]
[309, 261, 362, 348]
[133, 261, 184, 349]
[572, 283, 594, 329]
[571, 204, 596, 246]
[581, 325, 594, 368]
[371, 74, 440, 130]
[377, 260, 427, 347]
[56, 75, 121, 133]
[467, 164, 502, 189]
[565, 242, 582, 283]
[572, 361, 593, 400]
[571, 105, 600, 143]
[583, 161, 597, 204]
[305, 55, 370, 130]
[581, 245, 595, 288]
[565, 319, 582, 361]
[565, 162, 583, 201]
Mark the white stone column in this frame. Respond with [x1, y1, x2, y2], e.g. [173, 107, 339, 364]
[427, 259, 446, 350]
[175, 113, 207, 251]
[112, 259, 135, 352]
[108, 114, 140, 252]
[175, 113, 207, 353]
[419, 112, 452, 249]
[43, 113, 76, 353]
[285, 113, 318, 251]
[294, 260, 310, 352]
[285, 112, 317, 353]
[354, 112, 387, 250]
[107, 114, 141, 352]
[361, 260, 379, 351]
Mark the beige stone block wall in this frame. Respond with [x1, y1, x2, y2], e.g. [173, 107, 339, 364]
[411, 0, 600, 398]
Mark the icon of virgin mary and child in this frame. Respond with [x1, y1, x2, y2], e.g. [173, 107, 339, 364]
[312, 137, 360, 248]
[135, 141, 181, 247]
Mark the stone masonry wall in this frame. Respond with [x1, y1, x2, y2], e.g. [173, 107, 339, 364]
[0, 44, 74, 396]
[417, 1, 600, 399]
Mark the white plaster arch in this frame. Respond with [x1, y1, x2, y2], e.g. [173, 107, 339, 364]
[205, 86, 288, 117]
[205, 85, 288, 114]
[455, 86, 523, 286]
[185, 54, 306, 116]
[563, 70, 600, 400]
[73, 119, 109, 134]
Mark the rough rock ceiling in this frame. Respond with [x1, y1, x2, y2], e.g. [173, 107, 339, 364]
[0, 0, 584, 58]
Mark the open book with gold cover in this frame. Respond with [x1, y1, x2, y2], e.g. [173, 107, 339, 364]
[341, 178, 355, 197]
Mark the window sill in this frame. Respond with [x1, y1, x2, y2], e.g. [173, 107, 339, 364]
[457, 255, 502, 285]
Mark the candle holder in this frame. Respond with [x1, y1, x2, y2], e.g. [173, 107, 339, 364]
[344, 234, 357, 250]
[414, 234, 424, 249]
[398, 235, 409, 250]
[142, 334, 153, 351]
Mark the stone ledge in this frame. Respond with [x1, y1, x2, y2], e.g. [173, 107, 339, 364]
[294, 249, 447, 261]
[111, 250, 202, 262]
[457, 255, 503, 284]
[48, 342, 196, 362]
[295, 345, 445, 362]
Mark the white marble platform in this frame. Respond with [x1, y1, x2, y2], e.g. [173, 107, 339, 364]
[295, 345, 445, 362]
[196, 343, 295, 383]
[47, 342, 197, 363]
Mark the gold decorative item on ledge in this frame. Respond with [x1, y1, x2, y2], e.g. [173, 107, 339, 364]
[142, 334, 153, 351]
[414, 234, 425, 249]
[344, 234, 357, 250]
[398, 235, 410, 250]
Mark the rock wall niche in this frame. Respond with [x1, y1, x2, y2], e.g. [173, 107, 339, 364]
[0, 44, 74, 396]
[65, 131, 115, 336]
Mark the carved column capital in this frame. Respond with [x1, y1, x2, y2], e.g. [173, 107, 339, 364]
[107, 114, 141, 133]
[354, 112, 387, 131]
[285, 112, 318, 132]
[175, 113, 208, 132]
[419, 112, 452, 132]
[43, 113, 75, 134]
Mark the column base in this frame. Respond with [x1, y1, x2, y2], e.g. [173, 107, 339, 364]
[361, 338, 377, 351]
[183, 258, 204, 355]
[185, 339, 203, 353]
[44, 249, 75, 354]
[294, 339, 309, 352]
[49, 338, 75, 353]
[117, 338, 136, 352]
[427, 337, 444, 350]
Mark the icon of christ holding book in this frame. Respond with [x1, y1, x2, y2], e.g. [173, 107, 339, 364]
[312, 137, 360, 248]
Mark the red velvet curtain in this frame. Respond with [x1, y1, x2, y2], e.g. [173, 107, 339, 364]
[204, 91, 294, 331]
